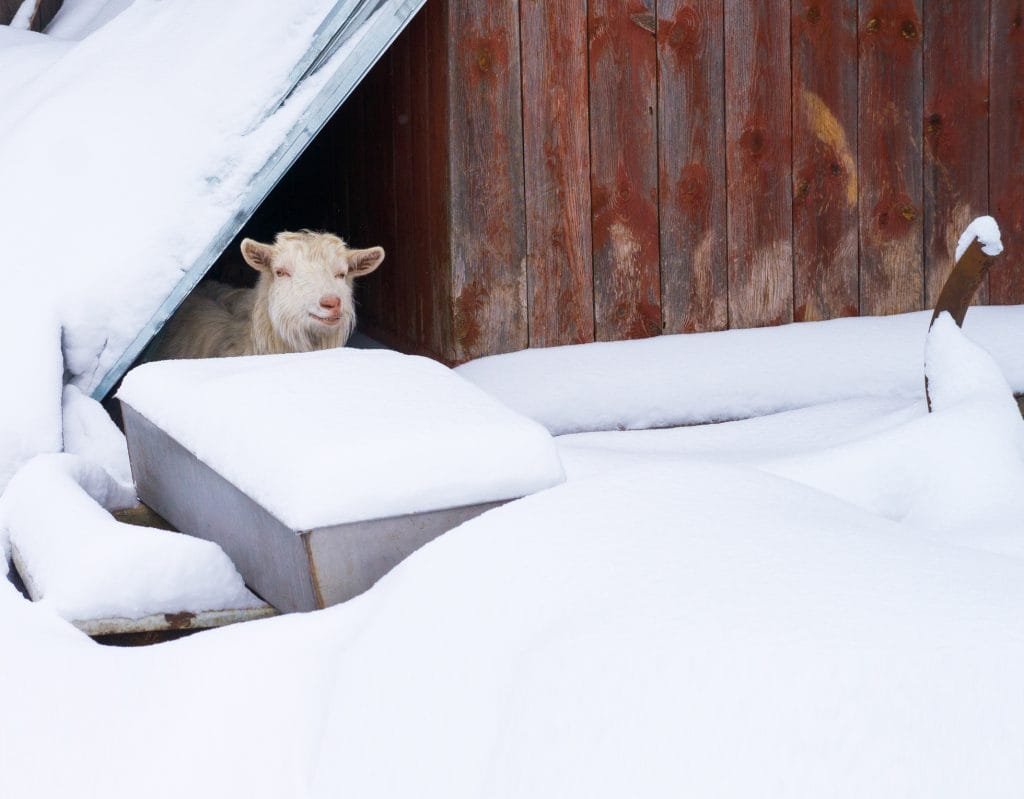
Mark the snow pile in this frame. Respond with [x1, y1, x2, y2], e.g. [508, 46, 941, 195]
[457, 306, 1024, 435]
[119, 348, 565, 529]
[955, 214, 1003, 261]
[1, 454, 262, 621]
[763, 314, 1024, 536]
[61, 385, 133, 488]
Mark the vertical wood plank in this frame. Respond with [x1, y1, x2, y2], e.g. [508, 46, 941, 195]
[791, 0, 859, 321]
[448, 0, 528, 361]
[426, 0, 453, 359]
[391, 28, 417, 348]
[924, 1, 990, 308]
[724, 0, 794, 328]
[520, 0, 595, 347]
[990, 1, 1024, 304]
[657, 0, 728, 333]
[589, 0, 662, 341]
[408, 10, 434, 349]
[354, 53, 395, 333]
[858, 0, 923, 316]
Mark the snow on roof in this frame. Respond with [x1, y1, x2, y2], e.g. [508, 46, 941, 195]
[0, 0, 425, 399]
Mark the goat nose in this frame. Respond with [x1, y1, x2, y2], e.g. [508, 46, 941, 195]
[319, 295, 341, 311]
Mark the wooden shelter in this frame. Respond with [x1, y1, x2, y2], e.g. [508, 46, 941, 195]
[243, 0, 1024, 367]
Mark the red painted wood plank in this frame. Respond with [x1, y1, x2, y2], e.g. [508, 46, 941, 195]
[448, 0, 527, 361]
[924, 1, 990, 308]
[990, 1, 1024, 304]
[791, 0, 859, 321]
[588, 0, 661, 341]
[521, 0, 595, 347]
[657, 0, 728, 333]
[390, 27, 417, 349]
[724, 0, 793, 328]
[425, 0, 453, 360]
[408, 10, 434, 349]
[858, 0, 924, 316]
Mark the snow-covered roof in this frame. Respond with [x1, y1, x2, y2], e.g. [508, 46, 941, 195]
[0, 0, 425, 399]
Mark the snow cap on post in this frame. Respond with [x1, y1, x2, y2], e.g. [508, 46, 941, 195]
[954, 216, 1003, 263]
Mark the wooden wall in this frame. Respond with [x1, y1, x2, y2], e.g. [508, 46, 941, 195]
[258, 0, 1024, 365]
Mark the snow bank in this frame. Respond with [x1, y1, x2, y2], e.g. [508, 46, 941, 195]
[61, 385, 132, 488]
[1, 454, 262, 621]
[457, 306, 1024, 435]
[118, 349, 565, 530]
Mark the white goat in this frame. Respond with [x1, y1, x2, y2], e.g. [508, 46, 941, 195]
[151, 231, 385, 360]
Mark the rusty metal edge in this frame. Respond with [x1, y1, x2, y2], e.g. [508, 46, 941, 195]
[72, 605, 278, 637]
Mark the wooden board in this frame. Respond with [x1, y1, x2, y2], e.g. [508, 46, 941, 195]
[447, 0, 527, 361]
[724, 0, 793, 328]
[791, 0, 859, 321]
[990, 1, 1024, 304]
[858, 0, 924, 316]
[520, 0, 595, 347]
[924, 1, 990, 308]
[425, 0, 453, 359]
[657, 0, 728, 333]
[588, 0, 661, 341]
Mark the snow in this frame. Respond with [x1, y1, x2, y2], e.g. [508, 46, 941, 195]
[0, 0, 344, 393]
[1, 454, 262, 622]
[457, 305, 1024, 435]
[955, 214, 1003, 262]
[118, 348, 566, 530]
[1, 285, 1024, 794]
[44, 0, 135, 40]
[61, 385, 133, 489]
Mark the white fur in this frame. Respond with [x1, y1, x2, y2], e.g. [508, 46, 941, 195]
[152, 231, 384, 360]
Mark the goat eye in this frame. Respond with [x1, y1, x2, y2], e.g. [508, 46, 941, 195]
[274, 269, 289, 278]
[335, 273, 346, 280]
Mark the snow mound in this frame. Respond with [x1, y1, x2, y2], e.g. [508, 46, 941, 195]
[457, 307, 1024, 435]
[765, 317, 1024, 535]
[955, 215, 1003, 262]
[61, 385, 132, 489]
[118, 348, 565, 530]
[1, 454, 261, 621]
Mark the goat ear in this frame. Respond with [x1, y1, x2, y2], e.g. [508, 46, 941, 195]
[348, 246, 385, 277]
[241, 238, 274, 272]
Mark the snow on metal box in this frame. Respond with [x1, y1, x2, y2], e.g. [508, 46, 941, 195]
[119, 349, 566, 612]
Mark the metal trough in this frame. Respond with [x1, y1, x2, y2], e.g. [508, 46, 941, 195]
[122, 404, 504, 613]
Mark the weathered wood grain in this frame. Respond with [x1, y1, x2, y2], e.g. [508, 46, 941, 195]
[724, 0, 793, 328]
[858, 0, 924, 316]
[425, 0, 453, 360]
[924, 1, 990, 308]
[658, 0, 728, 333]
[390, 27, 417, 349]
[791, 0, 859, 321]
[521, 0, 595, 347]
[448, 0, 528, 361]
[589, 0, 662, 341]
[990, 1, 1024, 304]
[408, 11, 434, 350]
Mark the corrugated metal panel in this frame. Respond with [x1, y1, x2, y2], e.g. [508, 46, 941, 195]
[90, 0, 425, 399]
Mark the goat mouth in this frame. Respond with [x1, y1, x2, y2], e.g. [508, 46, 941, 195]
[309, 313, 342, 326]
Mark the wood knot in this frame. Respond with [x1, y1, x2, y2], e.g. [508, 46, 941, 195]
[866, 17, 880, 33]
[900, 20, 918, 40]
[829, 162, 842, 176]
[806, 5, 821, 23]
[926, 113, 942, 135]
[630, 12, 656, 35]
[794, 178, 810, 202]
[900, 205, 917, 222]
[740, 127, 766, 157]
[476, 48, 492, 73]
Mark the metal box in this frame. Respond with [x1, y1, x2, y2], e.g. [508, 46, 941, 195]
[122, 404, 503, 613]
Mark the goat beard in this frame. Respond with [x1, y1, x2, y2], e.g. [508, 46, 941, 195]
[255, 306, 356, 355]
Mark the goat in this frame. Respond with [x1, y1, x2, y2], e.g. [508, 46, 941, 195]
[151, 231, 385, 360]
